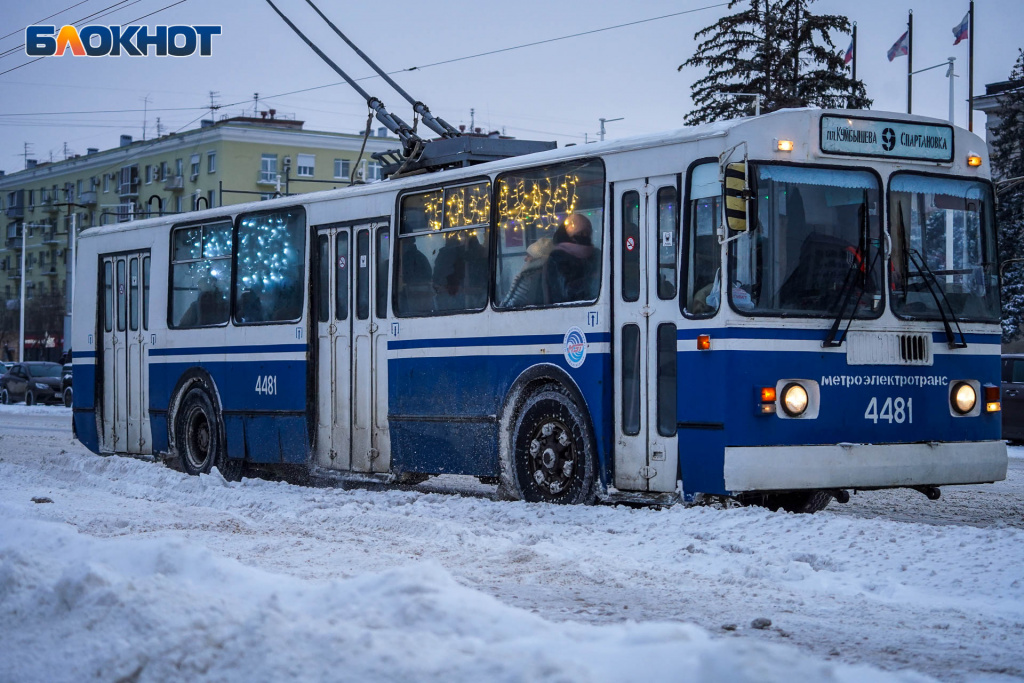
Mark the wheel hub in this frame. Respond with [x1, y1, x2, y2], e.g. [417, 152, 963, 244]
[528, 419, 575, 495]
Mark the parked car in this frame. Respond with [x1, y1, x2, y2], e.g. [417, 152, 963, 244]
[1002, 354, 1024, 444]
[0, 362, 63, 405]
[61, 363, 73, 407]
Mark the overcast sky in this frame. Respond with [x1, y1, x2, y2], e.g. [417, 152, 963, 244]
[0, 0, 1020, 176]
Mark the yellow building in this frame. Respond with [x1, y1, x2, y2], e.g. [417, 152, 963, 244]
[0, 115, 397, 360]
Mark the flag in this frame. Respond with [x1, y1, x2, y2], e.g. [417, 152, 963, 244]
[843, 38, 854, 65]
[952, 11, 969, 45]
[887, 30, 909, 61]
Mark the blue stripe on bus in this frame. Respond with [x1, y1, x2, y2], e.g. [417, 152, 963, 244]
[76, 350, 97, 359]
[388, 332, 612, 351]
[675, 328, 1001, 344]
[149, 344, 307, 357]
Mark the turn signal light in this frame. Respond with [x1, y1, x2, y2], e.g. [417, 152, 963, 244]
[777, 139, 794, 152]
[967, 153, 982, 167]
[697, 334, 711, 351]
[761, 387, 777, 402]
[985, 385, 1000, 412]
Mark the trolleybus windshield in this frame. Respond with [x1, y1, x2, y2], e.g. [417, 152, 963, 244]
[728, 164, 883, 318]
[889, 174, 999, 323]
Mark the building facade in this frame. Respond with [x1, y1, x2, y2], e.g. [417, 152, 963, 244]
[0, 115, 397, 361]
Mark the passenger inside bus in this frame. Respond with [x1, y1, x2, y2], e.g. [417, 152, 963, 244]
[178, 276, 228, 327]
[500, 237, 553, 308]
[545, 214, 600, 303]
[398, 239, 433, 313]
[237, 281, 265, 323]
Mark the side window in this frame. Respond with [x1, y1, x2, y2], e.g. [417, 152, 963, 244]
[170, 221, 232, 328]
[142, 256, 151, 330]
[336, 232, 349, 321]
[317, 235, 330, 323]
[234, 208, 306, 323]
[657, 186, 679, 300]
[376, 227, 389, 318]
[116, 259, 126, 332]
[621, 191, 641, 303]
[683, 163, 722, 317]
[104, 261, 113, 333]
[1014, 360, 1024, 384]
[494, 159, 605, 309]
[394, 182, 490, 317]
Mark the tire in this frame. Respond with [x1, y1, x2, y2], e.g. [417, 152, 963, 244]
[740, 490, 833, 514]
[25, 390, 35, 406]
[63, 387, 73, 408]
[174, 386, 243, 481]
[507, 386, 597, 505]
[0, 389, 9, 405]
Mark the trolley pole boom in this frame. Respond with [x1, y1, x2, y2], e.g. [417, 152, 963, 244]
[264, 0, 422, 154]
[302, 0, 460, 139]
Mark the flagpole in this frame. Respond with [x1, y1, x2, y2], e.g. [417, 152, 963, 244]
[908, 10, 914, 114]
[968, 0, 975, 131]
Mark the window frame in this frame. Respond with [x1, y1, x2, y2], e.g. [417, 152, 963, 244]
[296, 153, 315, 178]
[681, 157, 722, 320]
[231, 205, 308, 326]
[207, 150, 216, 174]
[333, 158, 351, 180]
[392, 176, 492, 318]
[491, 156, 607, 312]
[166, 215, 235, 329]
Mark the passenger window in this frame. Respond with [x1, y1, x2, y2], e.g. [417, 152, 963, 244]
[116, 260, 126, 332]
[683, 163, 722, 317]
[657, 186, 679, 300]
[375, 227, 389, 318]
[357, 230, 370, 320]
[317, 235, 329, 323]
[234, 208, 306, 324]
[395, 182, 490, 317]
[104, 261, 113, 333]
[170, 220, 232, 328]
[335, 232, 349, 321]
[142, 256, 150, 330]
[129, 258, 139, 331]
[494, 159, 605, 309]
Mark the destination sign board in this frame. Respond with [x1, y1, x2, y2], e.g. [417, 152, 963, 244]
[820, 115, 954, 162]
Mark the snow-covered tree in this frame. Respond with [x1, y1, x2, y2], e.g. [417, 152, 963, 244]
[679, 0, 871, 125]
[992, 50, 1024, 342]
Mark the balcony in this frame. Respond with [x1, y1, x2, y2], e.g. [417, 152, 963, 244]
[79, 191, 97, 206]
[43, 266, 58, 277]
[164, 176, 184, 191]
[5, 205, 24, 219]
[7, 268, 21, 279]
[118, 183, 139, 198]
[40, 198, 59, 213]
[42, 230, 59, 245]
[5, 236, 22, 249]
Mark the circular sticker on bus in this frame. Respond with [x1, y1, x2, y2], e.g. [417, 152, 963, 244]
[625, 236, 636, 252]
[564, 326, 587, 368]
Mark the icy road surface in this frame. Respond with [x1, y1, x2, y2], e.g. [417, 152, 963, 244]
[0, 406, 1022, 682]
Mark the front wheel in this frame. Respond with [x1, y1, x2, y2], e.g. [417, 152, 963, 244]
[175, 386, 242, 481]
[25, 390, 35, 406]
[507, 386, 597, 505]
[63, 387, 73, 408]
[739, 490, 833, 514]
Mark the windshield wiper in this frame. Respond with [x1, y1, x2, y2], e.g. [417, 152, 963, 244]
[823, 192, 875, 347]
[907, 249, 968, 349]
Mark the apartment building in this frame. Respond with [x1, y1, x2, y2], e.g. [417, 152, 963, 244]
[0, 114, 397, 360]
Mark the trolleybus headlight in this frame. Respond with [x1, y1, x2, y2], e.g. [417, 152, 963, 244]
[780, 382, 809, 417]
[951, 382, 977, 415]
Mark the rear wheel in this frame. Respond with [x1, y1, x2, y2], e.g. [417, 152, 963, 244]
[25, 390, 35, 406]
[507, 386, 597, 505]
[740, 490, 833, 514]
[175, 387, 242, 481]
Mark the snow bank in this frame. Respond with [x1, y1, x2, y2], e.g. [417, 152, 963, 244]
[0, 514, 930, 683]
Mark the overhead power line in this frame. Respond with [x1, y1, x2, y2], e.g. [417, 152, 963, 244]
[0, 1, 137, 60]
[0, 0, 94, 43]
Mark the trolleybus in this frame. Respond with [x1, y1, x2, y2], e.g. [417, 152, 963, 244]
[71, 108, 1007, 511]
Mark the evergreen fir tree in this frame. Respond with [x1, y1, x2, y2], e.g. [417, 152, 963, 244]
[992, 49, 1024, 342]
[679, 0, 870, 125]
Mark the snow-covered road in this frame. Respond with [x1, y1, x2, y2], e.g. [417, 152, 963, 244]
[1, 406, 1021, 682]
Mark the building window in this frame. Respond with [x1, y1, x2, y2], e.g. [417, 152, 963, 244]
[189, 154, 200, 179]
[208, 189, 216, 209]
[26, 190, 33, 207]
[297, 153, 315, 177]
[145, 165, 152, 184]
[175, 196, 182, 213]
[207, 151, 216, 174]
[334, 158, 350, 179]
[103, 175, 110, 193]
[76, 179, 83, 196]
[160, 161, 168, 181]
[260, 154, 277, 183]
[175, 158, 183, 178]
[259, 193, 274, 201]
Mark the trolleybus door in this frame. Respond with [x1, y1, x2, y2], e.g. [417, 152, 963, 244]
[613, 177, 680, 494]
[314, 220, 384, 474]
[100, 252, 150, 454]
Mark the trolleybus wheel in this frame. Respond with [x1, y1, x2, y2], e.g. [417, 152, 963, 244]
[509, 386, 597, 505]
[175, 387, 243, 481]
[740, 490, 832, 514]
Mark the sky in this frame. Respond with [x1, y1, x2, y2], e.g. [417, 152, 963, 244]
[0, 0, 1021, 176]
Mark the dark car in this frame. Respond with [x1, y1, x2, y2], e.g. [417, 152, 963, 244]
[61, 363, 73, 408]
[0, 362, 63, 405]
[1002, 355, 1024, 444]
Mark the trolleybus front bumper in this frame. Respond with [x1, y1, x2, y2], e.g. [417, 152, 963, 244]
[723, 440, 1008, 493]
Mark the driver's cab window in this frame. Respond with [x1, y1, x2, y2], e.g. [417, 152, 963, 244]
[683, 163, 721, 317]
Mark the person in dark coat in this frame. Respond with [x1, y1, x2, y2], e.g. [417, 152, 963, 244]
[545, 214, 600, 303]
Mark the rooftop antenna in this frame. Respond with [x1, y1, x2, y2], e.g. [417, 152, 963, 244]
[22, 142, 33, 169]
[156, 117, 164, 137]
[141, 94, 150, 141]
[209, 90, 221, 112]
[302, 0, 460, 139]
[264, 0, 421, 155]
[253, 92, 259, 117]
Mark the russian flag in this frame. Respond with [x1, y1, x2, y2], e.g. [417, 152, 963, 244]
[843, 38, 854, 65]
[887, 30, 909, 61]
[952, 12, 969, 45]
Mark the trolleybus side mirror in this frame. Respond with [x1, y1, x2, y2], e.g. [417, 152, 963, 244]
[724, 162, 750, 232]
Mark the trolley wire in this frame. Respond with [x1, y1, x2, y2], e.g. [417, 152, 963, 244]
[0, 0, 95, 43]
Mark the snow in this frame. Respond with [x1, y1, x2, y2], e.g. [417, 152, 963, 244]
[1, 406, 1022, 682]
